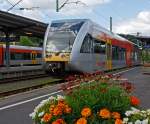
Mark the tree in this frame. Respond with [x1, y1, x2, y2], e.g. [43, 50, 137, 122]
[30, 37, 43, 47]
[19, 36, 33, 46]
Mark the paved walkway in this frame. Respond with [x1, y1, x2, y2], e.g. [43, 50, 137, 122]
[121, 66, 150, 109]
[0, 66, 149, 124]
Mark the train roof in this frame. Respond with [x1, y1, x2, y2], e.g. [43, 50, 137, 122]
[1, 45, 42, 51]
[89, 20, 142, 47]
[51, 19, 88, 23]
[49, 19, 141, 48]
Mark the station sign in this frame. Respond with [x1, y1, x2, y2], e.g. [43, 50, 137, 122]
[0, 36, 20, 42]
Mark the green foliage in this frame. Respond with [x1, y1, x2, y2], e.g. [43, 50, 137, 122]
[65, 82, 131, 123]
[30, 37, 43, 47]
[142, 50, 150, 63]
[19, 36, 42, 46]
[20, 36, 33, 46]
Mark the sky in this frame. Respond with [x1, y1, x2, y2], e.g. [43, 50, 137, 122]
[0, 0, 150, 36]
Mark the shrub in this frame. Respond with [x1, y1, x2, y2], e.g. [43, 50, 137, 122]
[30, 74, 142, 124]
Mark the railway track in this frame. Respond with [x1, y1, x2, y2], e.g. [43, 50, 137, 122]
[0, 78, 65, 98]
[0, 70, 67, 97]
[0, 66, 140, 98]
[0, 73, 49, 83]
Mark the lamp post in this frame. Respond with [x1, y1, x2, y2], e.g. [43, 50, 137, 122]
[110, 16, 112, 32]
[56, 0, 59, 12]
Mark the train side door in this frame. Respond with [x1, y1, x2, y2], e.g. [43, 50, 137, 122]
[31, 51, 37, 64]
[106, 39, 112, 70]
[0, 46, 3, 66]
[93, 39, 106, 71]
[126, 48, 132, 67]
[79, 34, 93, 72]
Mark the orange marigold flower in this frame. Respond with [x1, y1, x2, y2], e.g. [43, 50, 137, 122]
[130, 96, 140, 106]
[58, 100, 65, 108]
[58, 99, 65, 104]
[76, 117, 87, 124]
[64, 107, 72, 114]
[81, 107, 92, 117]
[112, 112, 121, 119]
[115, 119, 123, 124]
[52, 118, 66, 124]
[49, 105, 55, 113]
[42, 113, 52, 122]
[99, 108, 111, 119]
[57, 103, 65, 110]
[100, 88, 107, 93]
[53, 107, 63, 116]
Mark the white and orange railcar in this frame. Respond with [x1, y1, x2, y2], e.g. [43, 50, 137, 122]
[0, 45, 42, 66]
[43, 19, 141, 72]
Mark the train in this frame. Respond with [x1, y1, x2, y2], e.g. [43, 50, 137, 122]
[0, 45, 42, 66]
[43, 19, 141, 73]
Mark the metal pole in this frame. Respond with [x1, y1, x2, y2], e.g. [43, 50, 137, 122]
[56, 0, 59, 12]
[5, 33, 10, 68]
[110, 16, 112, 32]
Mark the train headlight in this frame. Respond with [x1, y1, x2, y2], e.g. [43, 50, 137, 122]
[61, 54, 65, 58]
[46, 54, 52, 58]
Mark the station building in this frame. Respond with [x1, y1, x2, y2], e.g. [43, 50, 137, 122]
[0, 10, 48, 67]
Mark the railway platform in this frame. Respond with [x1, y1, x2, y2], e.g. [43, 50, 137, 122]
[0, 65, 43, 73]
[121, 66, 150, 109]
[0, 65, 44, 80]
[0, 66, 149, 124]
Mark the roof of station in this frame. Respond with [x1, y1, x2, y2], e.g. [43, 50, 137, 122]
[135, 36, 150, 41]
[0, 10, 48, 38]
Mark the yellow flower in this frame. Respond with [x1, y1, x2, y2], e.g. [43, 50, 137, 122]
[76, 117, 87, 124]
[99, 108, 111, 119]
[81, 107, 92, 117]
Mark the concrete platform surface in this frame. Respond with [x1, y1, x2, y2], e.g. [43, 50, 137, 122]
[0, 65, 43, 73]
[121, 66, 150, 109]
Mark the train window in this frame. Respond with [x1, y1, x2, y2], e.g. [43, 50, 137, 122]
[46, 31, 75, 53]
[93, 39, 106, 54]
[37, 53, 42, 58]
[80, 34, 93, 53]
[112, 46, 119, 60]
[10, 52, 31, 60]
[50, 21, 84, 35]
[23, 53, 31, 60]
[119, 48, 126, 60]
[13, 53, 23, 60]
[132, 51, 138, 61]
[10, 53, 15, 60]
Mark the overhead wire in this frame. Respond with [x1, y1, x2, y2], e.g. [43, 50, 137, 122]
[106, 4, 126, 21]
[92, 9, 110, 26]
[70, 1, 110, 29]
[5, 0, 110, 28]
[6, 0, 14, 6]
[7, 0, 23, 12]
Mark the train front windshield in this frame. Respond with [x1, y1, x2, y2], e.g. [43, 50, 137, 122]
[46, 31, 75, 53]
[46, 20, 84, 53]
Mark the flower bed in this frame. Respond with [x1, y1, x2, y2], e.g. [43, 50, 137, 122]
[30, 73, 150, 124]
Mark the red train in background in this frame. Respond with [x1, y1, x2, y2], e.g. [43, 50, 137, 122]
[0, 45, 43, 66]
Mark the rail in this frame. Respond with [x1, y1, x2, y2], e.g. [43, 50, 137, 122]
[0, 66, 140, 98]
